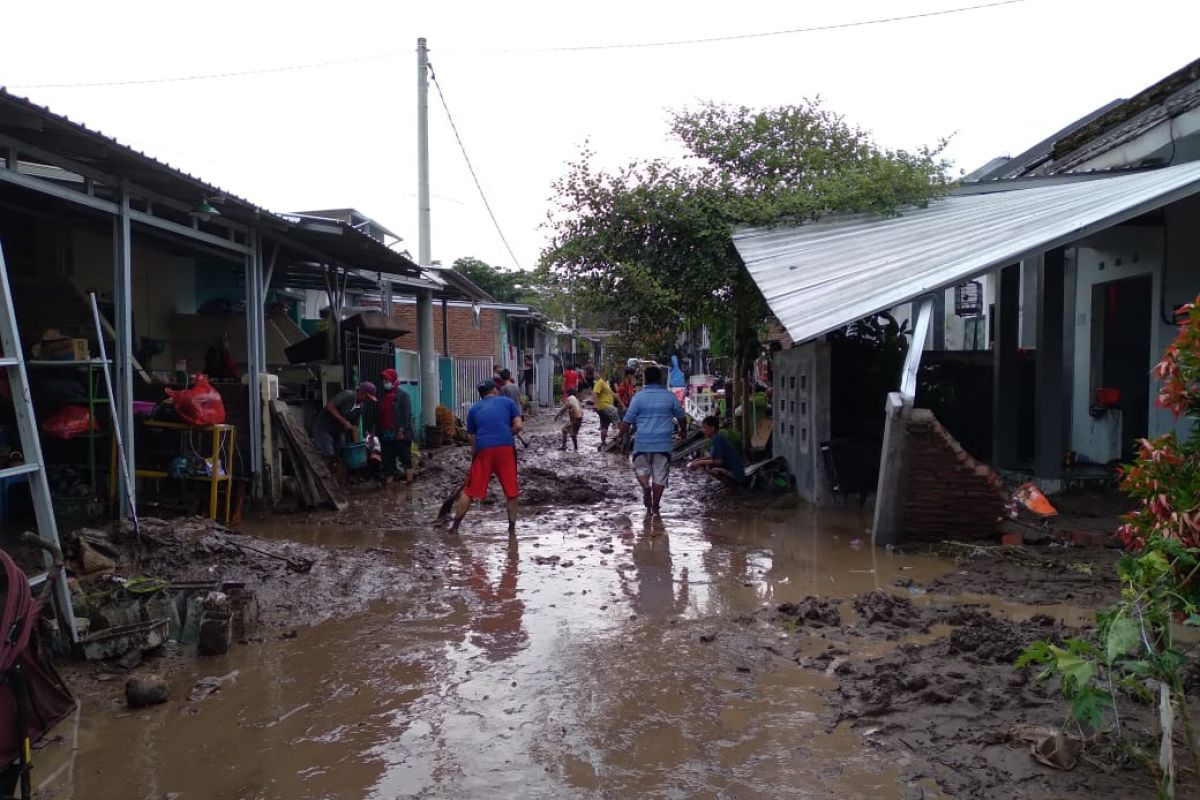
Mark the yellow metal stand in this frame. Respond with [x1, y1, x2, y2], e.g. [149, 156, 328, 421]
[110, 421, 235, 524]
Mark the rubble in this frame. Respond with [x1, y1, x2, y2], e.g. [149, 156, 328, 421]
[125, 674, 169, 707]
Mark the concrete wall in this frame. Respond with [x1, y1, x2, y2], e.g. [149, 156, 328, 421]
[772, 341, 832, 504]
[1067, 196, 1200, 460]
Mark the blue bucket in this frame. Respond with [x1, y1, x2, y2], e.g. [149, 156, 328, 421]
[341, 442, 368, 470]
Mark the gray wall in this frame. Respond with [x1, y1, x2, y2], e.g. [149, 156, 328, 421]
[772, 341, 833, 504]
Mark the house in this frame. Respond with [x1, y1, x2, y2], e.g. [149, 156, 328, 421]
[734, 57, 1200, 543]
[0, 88, 496, 518]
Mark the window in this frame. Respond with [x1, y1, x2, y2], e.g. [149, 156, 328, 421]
[800, 374, 807, 390]
[789, 401, 795, 413]
[801, 401, 807, 416]
[801, 427, 808, 442]
[789, 376, 796, 390]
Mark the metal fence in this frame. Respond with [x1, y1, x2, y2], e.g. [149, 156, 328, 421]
[343, 330, 396, 432]
[453, 356, 494, 422]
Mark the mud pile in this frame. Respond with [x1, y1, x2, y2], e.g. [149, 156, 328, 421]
[71, 517, 416, 629]
[420, 439, 637, 508]
[776, 597, 841, 628]
[768, 591, 1176, 799]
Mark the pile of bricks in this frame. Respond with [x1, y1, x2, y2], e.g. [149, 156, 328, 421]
[902, 408, 1007, 543]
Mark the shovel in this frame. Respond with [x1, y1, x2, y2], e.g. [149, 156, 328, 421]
[229, 539, 314, 573]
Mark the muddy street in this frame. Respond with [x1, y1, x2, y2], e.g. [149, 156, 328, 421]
[35, 420, 1127, 799]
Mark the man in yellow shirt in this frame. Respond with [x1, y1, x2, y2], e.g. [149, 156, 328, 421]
[593, 371, 619, 448]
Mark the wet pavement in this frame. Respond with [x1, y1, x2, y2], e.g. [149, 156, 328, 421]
[36, 419, 1095, 799]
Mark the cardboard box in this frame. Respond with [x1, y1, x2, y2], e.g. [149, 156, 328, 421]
[39, 337, 90, 361]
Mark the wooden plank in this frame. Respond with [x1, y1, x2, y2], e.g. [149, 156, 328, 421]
[273, 404, 344, 511]
[270, 400, 348, 511]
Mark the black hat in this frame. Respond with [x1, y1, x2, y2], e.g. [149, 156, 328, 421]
[477, 380, 497, 397]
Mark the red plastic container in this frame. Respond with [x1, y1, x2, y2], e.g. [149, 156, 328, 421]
[1095, 387, 1121, 407]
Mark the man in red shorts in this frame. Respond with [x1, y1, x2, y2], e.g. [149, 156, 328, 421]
[448, 380, 524, 536]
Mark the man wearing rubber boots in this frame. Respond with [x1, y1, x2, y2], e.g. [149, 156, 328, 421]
[448, 381, 524, 536]
[619, 365, 687, 515]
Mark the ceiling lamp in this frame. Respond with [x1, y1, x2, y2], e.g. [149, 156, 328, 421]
[189, 199, 221, 223]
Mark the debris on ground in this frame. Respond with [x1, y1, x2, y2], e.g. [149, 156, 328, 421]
[125, 674, 169, 707]
[776, 597, 842, 628]
[761, 592, 1171, 798]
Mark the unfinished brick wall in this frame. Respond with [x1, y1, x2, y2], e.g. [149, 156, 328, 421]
[902, 408, 1007, 542]
[390, 305, 499, 358]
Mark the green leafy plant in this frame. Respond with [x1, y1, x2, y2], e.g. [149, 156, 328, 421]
[541, 100, 949, 451]
[1018, 297, 1200, 798]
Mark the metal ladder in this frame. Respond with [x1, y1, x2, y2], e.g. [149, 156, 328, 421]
[0, 240, 76, 644]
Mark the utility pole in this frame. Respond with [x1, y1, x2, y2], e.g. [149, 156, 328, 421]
[416, 37, 438, 430]
[417, 37, 431, 269]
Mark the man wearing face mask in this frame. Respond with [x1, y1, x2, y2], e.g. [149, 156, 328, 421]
[377, 368, 414, 484]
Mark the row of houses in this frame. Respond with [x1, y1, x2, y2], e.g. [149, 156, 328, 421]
[0, 88, 596, 517]
[740, 57, 1200, 542]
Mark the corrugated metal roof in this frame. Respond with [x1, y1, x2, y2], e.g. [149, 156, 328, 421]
[734, 161, 1200, 344]
[0, 89, 422, 278]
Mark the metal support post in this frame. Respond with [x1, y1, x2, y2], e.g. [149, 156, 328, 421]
[245, 229, 265, 496]
[113, 182, 136, 515]
[441, 296, 450, 354]
[900, 296, 934, 402]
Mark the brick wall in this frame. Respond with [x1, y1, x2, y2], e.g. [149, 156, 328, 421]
[902, 408, 1007, 542]
[390, 305, 499, 358]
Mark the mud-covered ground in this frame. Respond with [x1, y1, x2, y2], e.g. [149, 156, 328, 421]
[761, 591, 1179, 799]
[33, 414, 1172, 800]
[900, 540, 1123, 607]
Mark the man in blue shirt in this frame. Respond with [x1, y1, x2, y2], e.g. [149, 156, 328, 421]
[688, 415, 747, 487]
[449, 381, 524, 536]
[619, 365, 687, 514]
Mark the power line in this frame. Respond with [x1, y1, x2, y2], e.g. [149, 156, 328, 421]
[427, 62, 524, 270]
[7, 0, 1026, 90]
[7, 51, 401, 90]
[466, 0, 1026, 52]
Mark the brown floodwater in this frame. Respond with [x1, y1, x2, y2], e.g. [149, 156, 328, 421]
[30, 421, 1077, 799]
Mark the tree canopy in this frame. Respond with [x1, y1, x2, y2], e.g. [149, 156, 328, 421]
[540, 99, 951, 359]
[451, 257, 527, 304]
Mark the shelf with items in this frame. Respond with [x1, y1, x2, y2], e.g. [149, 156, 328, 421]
[24, 359, 115, 504]
[110, 421, 236, 524]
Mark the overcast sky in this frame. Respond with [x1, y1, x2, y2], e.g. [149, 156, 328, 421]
[2, 1, 1197, 273]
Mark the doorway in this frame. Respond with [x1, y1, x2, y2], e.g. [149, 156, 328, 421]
[1092, 275, 1152, 461]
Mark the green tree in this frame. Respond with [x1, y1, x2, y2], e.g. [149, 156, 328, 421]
[541, 100, 949, 448]
[451, 256, 529, 304]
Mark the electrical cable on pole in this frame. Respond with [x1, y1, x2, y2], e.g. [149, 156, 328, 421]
[427, 61, 524, 270]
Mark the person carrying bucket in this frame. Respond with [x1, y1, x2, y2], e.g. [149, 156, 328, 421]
[311, 381, 377, 460]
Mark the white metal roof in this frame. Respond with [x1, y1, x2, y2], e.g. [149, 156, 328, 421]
[733, 161, 1200, 344]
